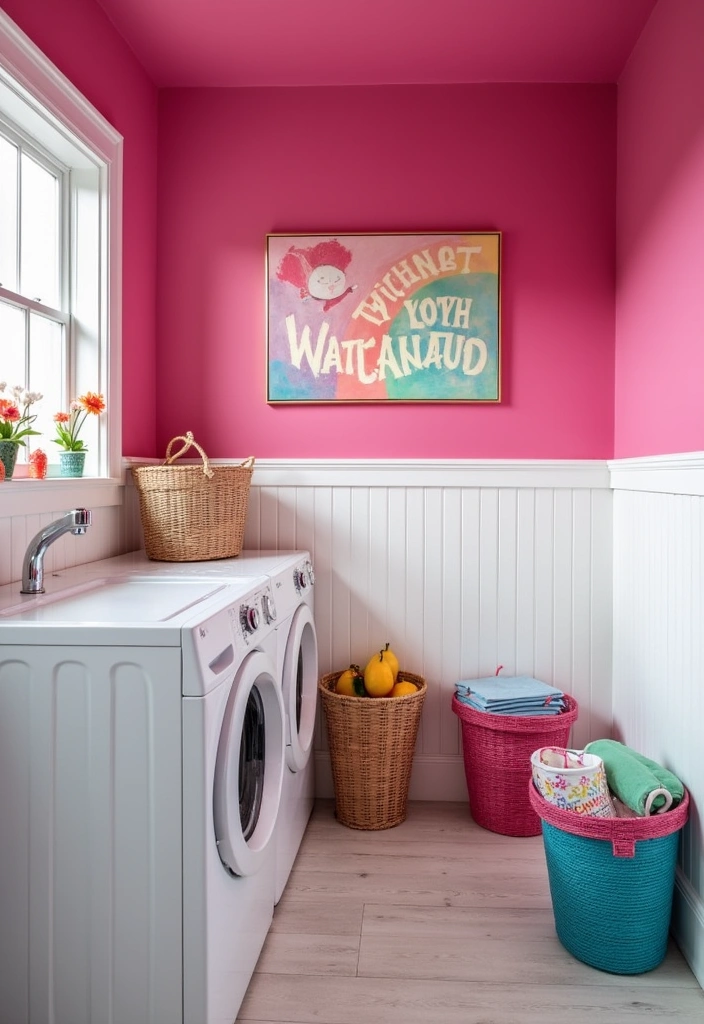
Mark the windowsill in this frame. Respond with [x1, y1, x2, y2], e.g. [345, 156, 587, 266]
[8, 464, 98, 480]
[0, 475, 124, 515]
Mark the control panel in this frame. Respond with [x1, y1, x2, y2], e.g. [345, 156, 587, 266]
[185, 580, 277, 693]
[229, 583, 276, 648]
[293, 559, 315, 593]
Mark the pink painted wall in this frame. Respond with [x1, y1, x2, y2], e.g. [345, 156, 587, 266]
[2, 0, 159, 456]
[157, 85, 616, 459]
[615, 0, 704, 458]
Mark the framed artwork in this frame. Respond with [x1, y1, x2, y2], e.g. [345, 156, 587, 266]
[266, 231, 501, 404]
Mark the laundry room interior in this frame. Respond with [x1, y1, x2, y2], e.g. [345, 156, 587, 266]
[0, 1, 703, 1022]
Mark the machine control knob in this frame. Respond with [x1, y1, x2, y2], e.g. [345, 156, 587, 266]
[294, 567, 308, 590]
[261, 592, 277, 623]
[241, 604, 260, 633]
[305, 560, 315, 585]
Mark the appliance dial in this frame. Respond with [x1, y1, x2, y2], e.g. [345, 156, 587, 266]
[305, 560, 315, 585]
[295, 567, 308, 590]
[262, 592, 277, 623]
[240, 604, 260, 633]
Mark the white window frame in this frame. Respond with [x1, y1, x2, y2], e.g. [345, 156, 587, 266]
[0, 10, 122, 514]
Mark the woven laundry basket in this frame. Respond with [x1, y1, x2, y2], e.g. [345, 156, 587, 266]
[452, 692, 578, 836]
[319, 670, 427, 830]
[529, 782, 689, 974]
[131, 432, 254, 561]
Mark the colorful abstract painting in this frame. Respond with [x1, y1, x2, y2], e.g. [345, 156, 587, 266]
[266, 232, 501, 403]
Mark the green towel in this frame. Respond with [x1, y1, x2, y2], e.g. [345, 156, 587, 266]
[585, 740, 684, 816]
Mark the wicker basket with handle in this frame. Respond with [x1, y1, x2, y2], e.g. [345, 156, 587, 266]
[131, 432, 254, 561]
[318, 670, 427, 830]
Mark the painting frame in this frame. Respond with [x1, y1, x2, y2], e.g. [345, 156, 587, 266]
[266, 231, 501, 405]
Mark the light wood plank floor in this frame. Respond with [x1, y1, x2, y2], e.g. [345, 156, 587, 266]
[239, 800, 703, 1023]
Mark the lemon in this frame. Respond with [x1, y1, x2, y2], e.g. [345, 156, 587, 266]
[390, 680, 417, 697]
[335, 665, 365, 696]
[363, 653, 394, 697]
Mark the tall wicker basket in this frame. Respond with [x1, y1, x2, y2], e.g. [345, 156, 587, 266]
[131, 432, 254, 561]
[318, 670, 427, 830]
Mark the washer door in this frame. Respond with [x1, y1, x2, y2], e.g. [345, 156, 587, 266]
[213, 649, 284, 877]
[282, 604, 318, 772]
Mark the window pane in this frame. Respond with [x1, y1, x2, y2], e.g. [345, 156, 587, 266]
[20, 152, 59, 308]
[0, 135, 18, 291]
[0, 299, 26, 387]
[27, 311, 64, 462]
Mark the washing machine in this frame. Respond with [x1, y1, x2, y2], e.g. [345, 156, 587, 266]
[226, 552, 318, 903]
[80, 549, 319, 903]
[0, 568, 283, 1024]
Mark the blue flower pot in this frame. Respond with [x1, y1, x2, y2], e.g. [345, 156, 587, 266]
[0, 440, 19, 480]
[59, 451, 86, 477]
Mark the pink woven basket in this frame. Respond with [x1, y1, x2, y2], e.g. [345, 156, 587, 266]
[452, 692, 579, 836]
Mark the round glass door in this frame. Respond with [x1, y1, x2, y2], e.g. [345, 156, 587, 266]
[282, 604, 318, 772]
[213, 650, 284, 877]
[239, 685, 265, 841]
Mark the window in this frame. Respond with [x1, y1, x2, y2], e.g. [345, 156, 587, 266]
[0, 10, 122, 482]
[0, 121, 68, 455]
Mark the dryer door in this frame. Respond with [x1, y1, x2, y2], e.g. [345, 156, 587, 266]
[282, 604, 318, 772]
[213, 649, 284, 877]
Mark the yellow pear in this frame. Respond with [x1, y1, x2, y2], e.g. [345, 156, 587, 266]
[363, 653, 395, 697]
[335, 665, 366, 697]
[380, 642, 399, 682]
[365, 645, 399, 682]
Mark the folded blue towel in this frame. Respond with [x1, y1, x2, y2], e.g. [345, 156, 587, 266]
[463, 696, 565, 710]
[455, 675, 565, 715]
[455, 694, 565, 716]
[455, 676, 566, 717]
[456, 675, 564, 705]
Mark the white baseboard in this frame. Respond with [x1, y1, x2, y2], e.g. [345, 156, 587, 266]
[672, 869, 704, 989]
[314, 751, 469, 803]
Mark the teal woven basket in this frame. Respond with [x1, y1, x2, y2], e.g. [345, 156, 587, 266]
[529, 783, 689, 974]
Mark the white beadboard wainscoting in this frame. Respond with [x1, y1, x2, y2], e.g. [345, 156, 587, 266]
[239, 460, 614, 802]
[611, 452, 704, 989]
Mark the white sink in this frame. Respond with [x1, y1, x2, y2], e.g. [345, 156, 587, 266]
[0, 577, 227, 623]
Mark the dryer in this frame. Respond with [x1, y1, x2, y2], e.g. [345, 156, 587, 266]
[226, 552, 318, 903]
[80, 549, 319, 903]
[0, 569, 283, 1024]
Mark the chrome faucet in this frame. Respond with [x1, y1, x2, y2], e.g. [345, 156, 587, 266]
[21, 508, 92, 594]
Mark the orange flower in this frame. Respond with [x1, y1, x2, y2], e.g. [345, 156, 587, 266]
[0, 400, 21, 422]
[53, 390, 105, 452]
[79, 392, 106, 416]
[0, 385, 42, 445]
